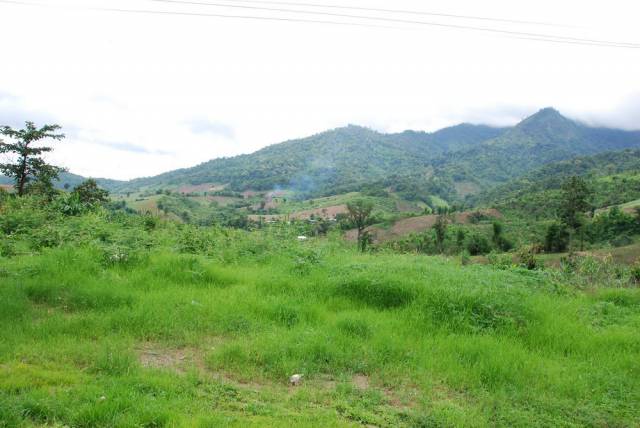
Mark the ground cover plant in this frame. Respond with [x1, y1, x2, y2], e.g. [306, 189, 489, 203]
[1, 195, 640, 427]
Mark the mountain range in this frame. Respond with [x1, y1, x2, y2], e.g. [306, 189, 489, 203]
[3, 108, 640, 203]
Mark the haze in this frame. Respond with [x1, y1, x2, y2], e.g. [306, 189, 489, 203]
[1, 0, 639, 180]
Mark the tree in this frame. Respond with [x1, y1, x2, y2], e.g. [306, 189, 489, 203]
[491, 221, 513, 251]
[347, 199, 374, 252]
[433, 214, 448, 253]
[72, 179, 110, 205]
[544, 222, 570, 253]
[559, 176, 592, 250]
[0, 122, 66, 196]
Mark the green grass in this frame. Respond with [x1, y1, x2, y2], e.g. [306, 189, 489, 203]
[1, 196, 640, 426]
[2, 237, 640, 426]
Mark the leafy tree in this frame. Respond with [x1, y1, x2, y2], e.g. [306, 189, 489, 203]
[433, 214, 448, 253]
[544, 222, 570, 253]
[347, 199, 374, 252]
[559, 176, 592, 249]
[491, 221, 513, 252]
[0, 122, 66, 196]
[455, 229, 466, 250]
[72, 179, 110, 205]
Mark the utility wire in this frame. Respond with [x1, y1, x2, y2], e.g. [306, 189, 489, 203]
[1, 0, 638, 49]
[144, 0, 640, 48]
[0, 0, 397, 29]
[167, 0, 573, 28]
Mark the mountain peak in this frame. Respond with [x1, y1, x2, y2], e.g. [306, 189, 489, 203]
[516, 107, 576, 134]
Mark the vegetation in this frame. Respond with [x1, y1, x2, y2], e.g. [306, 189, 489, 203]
[346, 199, 374, 252]
[3, 113, 640, 426]
[0, 122, 66, 196]
[2, 193, 640, 427]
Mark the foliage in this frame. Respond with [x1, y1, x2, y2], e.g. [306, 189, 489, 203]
[544, 222, 570, 253]
[72, 179, 110, 205]
[347, 199, 374, 252]
[559, 176, 592, 231]
[517, 246, 540, 270]
[2, 195, 640, 426]
[433, 214, 448, 253]
[465, 232, 491, 255]
[0, 121, 66, 196]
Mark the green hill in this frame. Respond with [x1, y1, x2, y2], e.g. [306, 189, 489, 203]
[476, 149, 640, 217]
[113, 123, 505, 197]
[436, 108, 640, 187]
[4, 108, 639, 206]
[113, 108, 640, 201]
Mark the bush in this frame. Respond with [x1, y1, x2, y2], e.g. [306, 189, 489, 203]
[487, 251, 513, 269]
[466, 233, 490, 255]
[611, 234, 633, 247]
[630, 260, 640, 284]
[460, 250, 471, 266]
[517, 246, 540, 270]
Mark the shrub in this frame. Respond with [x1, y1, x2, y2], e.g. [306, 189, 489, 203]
[611, 234, 633, 248]
[487, 251, 513, 269]
[0, 238, 16, 257]
[466, 233, 490, 255]
[49, 192, 86, 216]
[292, 247, 322, 275]
[629, 259, 640, 284]
[143, 214, 158, 231]
[460, 250, 471, 266]
[517, 246, 540, 270]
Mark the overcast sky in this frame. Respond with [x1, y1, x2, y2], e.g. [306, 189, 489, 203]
[1, 0, 639, 180]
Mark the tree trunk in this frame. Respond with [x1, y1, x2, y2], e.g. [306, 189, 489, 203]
[16, 155, 28, 196]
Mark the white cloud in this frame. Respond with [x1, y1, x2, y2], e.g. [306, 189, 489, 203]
[1, 0, 639, 179]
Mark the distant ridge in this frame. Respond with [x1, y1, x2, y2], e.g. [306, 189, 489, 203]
[3, 108, 640, 200]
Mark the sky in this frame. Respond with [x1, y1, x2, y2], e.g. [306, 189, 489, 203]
[0, 0, 639, 180]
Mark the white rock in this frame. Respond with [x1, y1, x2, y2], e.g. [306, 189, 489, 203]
[289, 374, 303, 386]
[297, 236, 307, 241]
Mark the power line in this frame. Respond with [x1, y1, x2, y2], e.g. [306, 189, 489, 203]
[168, 0, 573, 28]
[0, 0, 397, 29]
[1, 0, 638, 49]
[144, 0, 640, 48]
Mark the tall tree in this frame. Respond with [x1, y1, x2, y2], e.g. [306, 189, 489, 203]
[347, 199, 374, 252]
[0, 122, 66, 196]
[433, 214, 448, 253]
[559, 176, 592, 250]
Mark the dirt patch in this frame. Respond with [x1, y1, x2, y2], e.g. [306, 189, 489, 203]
[248, 214, 285, 223]
[352, 374, 370, 390]
[291, 204, 348, 220]
[346, 209, 503, 243]
[137, 343, 204, 373]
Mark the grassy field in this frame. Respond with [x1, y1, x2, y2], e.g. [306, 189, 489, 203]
[1, 210, 640, 427]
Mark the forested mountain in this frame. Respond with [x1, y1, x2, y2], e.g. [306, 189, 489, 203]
[113, 123, 506, 196]
[475, 149, 640, 217]
[112, 108, 640, 198]
[4, 108, 639, 202]
[435, 108, 640, 186]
